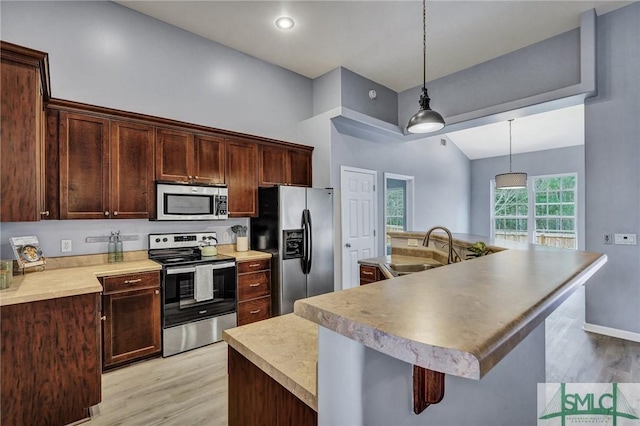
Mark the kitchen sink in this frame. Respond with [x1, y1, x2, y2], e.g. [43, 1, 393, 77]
[387, 262, 442, 275]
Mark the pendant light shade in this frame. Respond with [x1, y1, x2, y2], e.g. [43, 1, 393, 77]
[495, 119, 527, 189]
[407, 0, 445, 134]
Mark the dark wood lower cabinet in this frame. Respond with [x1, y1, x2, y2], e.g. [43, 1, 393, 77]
[101, 271, 161, 370]
[228, 347, 317, 426]
[0, 293, 101, 426]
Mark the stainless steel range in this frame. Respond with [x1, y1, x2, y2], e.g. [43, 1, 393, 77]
[149, 232, 236, 357]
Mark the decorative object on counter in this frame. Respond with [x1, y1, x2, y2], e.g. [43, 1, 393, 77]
[108, 232, 116, 263]
[0, 259, 13, 289]
[495, 119, 527, 189]
[406, 0, 445, 134]
[231, 225, 249, 252]
[466, 241, 492, 259]
[115, 231, 123, 263]
[9, 236, 45, 271]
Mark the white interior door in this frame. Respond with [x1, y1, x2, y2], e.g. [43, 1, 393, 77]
[341, 166, 377, 289]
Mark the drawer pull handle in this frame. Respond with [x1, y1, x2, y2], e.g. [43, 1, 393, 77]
[124, 279, 142, 284]
[249, 263, 261, 267]
[155, 289, 159, 295]
[363, 271, 374, 275]
[101, 316, 106, 321]
[250, 309, 261, 314]
[40, 210, 49, 216]
[249, 283, 261, 287]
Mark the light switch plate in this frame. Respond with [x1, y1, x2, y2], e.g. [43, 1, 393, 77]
[614, 233, 637, 245]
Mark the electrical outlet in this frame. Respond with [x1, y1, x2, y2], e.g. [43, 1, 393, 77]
[407, 239, 418, 247]
[222, 232, 230, 242]
[61, 239, 72, 252]
[614, 233, 637, 245]
[603, 234, 612, 245]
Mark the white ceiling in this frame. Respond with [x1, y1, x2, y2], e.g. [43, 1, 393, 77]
[115, 0, 629, 158]
[446, 104, 584, 160]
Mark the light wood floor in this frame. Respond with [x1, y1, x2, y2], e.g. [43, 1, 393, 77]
[89, 286, 640, 425]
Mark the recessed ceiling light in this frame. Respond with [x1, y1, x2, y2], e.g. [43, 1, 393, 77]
[275, 17, 295, 30]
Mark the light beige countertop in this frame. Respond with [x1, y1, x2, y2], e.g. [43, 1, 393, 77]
[217, 246, 272, 261]
[295, 233, 607, 380]
[223, 314, 318, 411]
[0, 259, 161, 307]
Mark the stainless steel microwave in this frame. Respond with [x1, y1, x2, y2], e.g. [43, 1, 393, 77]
[156, 182, 228, 221]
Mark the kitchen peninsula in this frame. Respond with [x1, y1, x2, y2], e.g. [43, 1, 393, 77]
[226, 233, 606, 425]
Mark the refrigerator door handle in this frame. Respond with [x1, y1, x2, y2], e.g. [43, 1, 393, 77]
[302, 209, 309, 274]
[306, 209, 313, 274]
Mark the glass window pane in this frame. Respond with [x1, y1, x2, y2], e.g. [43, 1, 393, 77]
[535, 179, 548, 191]
[561, 191, 574, 203]
[548, 205, 561, 215]
[535, 205, 547, 216]
[562, 175, 576, 189]
[562, 218, 574, 231]
[561, 204, 574, 216]
[548, 178, 561, 190]
[548, 192, 560, 203]
[518, 219, 528, 231]
[517, 204, 528, 215]
[536, 219, 547, 230]
[535, 192, 547, 203]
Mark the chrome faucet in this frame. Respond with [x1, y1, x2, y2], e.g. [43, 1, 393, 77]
[423, 226, 454, 264]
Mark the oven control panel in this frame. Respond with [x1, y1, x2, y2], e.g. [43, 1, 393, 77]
[149, 232, 218, 250]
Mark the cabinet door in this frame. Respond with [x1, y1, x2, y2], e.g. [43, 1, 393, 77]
[259, 144, 287, 187]
[0, 59, 42, 222]
[287, 149, 312, 187]
[102, 287, 161, 369]
[59, 112, 110, 219]
[194, 133, 225, 184]
[110, 121, 155, 219]
[225, 138, 258, 217]
[155, 128, 193, 181]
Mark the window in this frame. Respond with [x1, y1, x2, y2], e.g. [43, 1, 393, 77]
[384, 173, 414, 254]
[491, 173, 577, 249]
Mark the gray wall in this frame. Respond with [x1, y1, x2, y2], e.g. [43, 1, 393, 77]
[330, 129, 471, 257]
[340, 68, 398, 125]
[470, 145, 586, 250]
[398, 25, 585, 134]
[318, 324, 545, 425]
[584, 3, 640, 334]
[312, 68, 341, 116]
[0, 1, 312, 142]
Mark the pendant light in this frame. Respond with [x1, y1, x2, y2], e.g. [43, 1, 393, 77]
[495, 119, 527, 189]
[407, 0, 445, 134]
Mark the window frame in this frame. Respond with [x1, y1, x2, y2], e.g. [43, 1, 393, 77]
[490, 172, 578, 249]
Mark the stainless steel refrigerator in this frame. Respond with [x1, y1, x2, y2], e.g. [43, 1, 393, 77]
[251, 186, 334, 316]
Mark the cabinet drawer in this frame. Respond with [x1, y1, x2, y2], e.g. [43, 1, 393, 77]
[102, 271, 160, 294]
[238, 297, 271, 325]
[359, 265, 380, 281]
[238, 271, 270, 301]
[237, 258, 270, 274]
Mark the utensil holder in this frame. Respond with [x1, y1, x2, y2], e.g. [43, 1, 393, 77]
[236, 236, 248, 252]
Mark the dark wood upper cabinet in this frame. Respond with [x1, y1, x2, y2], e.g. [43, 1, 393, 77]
[155, 129, 225, 185]
[259, 145, 312, 187]
[110, 121, 155, 219]
[58, 111, 154, 220]
[194, 133, 225, 184]
[155, 128, 193, 182]
[287, 149, 312, 187]
[259, 145, 287, 187]
[226, 138, 258, 217]
[59, 112, 110, 219]
[0, 42, 50, 222]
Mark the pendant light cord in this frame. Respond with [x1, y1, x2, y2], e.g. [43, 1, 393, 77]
[509, 119, 514, 172]
[422, 0, 426, 90]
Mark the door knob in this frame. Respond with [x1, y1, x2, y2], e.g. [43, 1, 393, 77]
[345, 243, 351, 248]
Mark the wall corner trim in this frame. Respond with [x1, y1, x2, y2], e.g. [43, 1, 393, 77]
[583, 322, 640, 343]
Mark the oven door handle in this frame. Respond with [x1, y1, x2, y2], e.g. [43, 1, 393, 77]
[166, 267, 196, 275]
[165, 261, 235, 275]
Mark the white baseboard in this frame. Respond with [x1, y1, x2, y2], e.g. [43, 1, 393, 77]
[583, 322, 640, 343]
